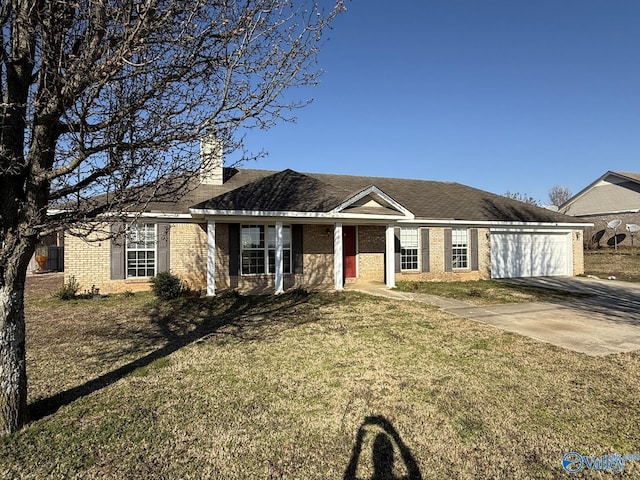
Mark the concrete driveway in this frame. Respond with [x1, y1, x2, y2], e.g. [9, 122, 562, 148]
[352, 277, 640, 356]
[444, 277, 640, 356]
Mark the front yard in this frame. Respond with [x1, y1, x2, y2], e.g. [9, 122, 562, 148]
[0, 274, 639, 478]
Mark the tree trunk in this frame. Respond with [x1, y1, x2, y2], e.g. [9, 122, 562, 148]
[0, 286, 27, 435]
[0, 243, 32, 436]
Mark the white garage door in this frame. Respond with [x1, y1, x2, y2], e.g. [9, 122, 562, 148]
[491, 231, 572, 278]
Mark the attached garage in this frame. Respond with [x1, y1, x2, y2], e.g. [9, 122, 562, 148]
[490, 230, 573, 279]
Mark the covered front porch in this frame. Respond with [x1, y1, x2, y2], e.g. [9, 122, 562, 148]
[203, 221, 399, 296]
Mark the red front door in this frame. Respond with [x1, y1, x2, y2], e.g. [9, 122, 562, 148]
[343, 226, 357, 279]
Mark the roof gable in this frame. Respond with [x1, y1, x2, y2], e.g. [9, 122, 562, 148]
[330, 185, 414, 218]
[560, 171, 640, 216]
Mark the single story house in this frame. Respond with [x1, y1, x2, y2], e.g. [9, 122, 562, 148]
[64, 148, 591, 295]
[559, 171, 640, 248]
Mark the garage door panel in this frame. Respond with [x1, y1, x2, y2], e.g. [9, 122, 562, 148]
[491, 232, 570, 278]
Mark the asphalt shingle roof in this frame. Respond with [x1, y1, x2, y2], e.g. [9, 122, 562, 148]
[192, 169, 351, 212]
[183, 168, 588, 224]
[614, 171, 640, 183]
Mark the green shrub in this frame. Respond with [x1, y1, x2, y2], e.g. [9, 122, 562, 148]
[150, 271, 182, 300]
[55, 276, 80, 300]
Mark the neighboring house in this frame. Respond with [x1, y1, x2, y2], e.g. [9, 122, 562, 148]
[559, 171, 640, 248]
[64, 148, 590, 295]
[27, 232, 64, 274]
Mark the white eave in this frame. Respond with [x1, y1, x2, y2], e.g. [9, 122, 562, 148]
[188, 207, 592, 228]
[402, 218, 592, 227]
[188, 208, 410, 221]
[46, 209, 195, 221]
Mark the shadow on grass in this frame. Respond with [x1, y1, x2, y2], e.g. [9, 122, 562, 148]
[28, 288, 331, 423]
[344, 416, 422, 480]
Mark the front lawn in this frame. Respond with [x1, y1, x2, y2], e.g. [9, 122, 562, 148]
[395, 279, 589, 305]
[1, 274, 638, 478]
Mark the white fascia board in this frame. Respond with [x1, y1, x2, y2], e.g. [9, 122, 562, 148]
[574, 209, 640, 216]
[490, 227, 575, 234]
[188, 208, 410, 221]
[329, 185, 415, 219]
[99, 212, 195, 221]
[188, 209, 592, 228]
[46, 209, 194, 221]
[137, 212, 194, 219]
[397, 219, 594, 228]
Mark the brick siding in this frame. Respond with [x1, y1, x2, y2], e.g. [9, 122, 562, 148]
[65, 222, 584, 294]
[573, 230, 585, 275]
[170, 223, 207, 290]
[65, 222, 208, 294]
[357, 225, 385, 281]
[395, 227, 491, 282]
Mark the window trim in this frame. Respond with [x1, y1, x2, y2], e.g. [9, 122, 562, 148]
[126, 222, 157, 278]
[240, 224, 292, 276]
[451, 228, 469, 270]
[399, 227, 420, 271]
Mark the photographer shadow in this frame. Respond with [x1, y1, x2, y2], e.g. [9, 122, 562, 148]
[343, 415, 422, 480]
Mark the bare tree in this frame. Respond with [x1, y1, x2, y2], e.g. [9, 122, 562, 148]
[0, 0, 345, 435]
[548, 185, 572, 207]
[503, 191, 539, 206]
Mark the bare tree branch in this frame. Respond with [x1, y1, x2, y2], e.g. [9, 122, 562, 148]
[0, 0, 346, 436]
[548, 185, 572, 207]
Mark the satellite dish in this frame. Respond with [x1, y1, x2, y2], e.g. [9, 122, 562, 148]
[627, 224, 640, 248]
[607, 219, 622, 229]
[607, 219, 623, 250]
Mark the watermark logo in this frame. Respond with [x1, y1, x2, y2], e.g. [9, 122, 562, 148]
[562, 451, 640, 474]
[562, 452, 584, 473]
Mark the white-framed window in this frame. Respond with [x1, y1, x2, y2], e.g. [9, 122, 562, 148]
[241, 224, 291, 275]
[452, 228, 469, 269]
[241, 225, 265, 274]
[126, 222, 157, 278]
[267, 225, 291, 274]
[400, 227, 419, 271]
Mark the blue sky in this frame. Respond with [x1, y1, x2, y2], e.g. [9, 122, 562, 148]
[233, 0, 640, 205]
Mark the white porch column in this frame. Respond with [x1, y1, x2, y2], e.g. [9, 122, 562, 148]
[275, 221, 284, 294]
[334, 223, 343, 290]
[207, 220, 216, 296]
[385, 224, 396, 288]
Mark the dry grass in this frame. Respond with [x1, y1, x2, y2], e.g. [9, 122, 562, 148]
[396, 279, 589, 306]
[1, 274, 639, 478]
[584, 249, 640, 282]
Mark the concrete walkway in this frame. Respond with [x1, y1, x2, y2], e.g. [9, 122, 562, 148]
[349, 279, 640, 356]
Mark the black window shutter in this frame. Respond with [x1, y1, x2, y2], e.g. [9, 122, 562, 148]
[110, 223, 126, 280]
[444, 228, 453, 272]
[229, 223, 240, 276]
[470, 228, 479, 271]
[394, 227, 401, 273]
[157, 223, 171, 273]
[421, 228, 430, 272]
[292, 224, 303, 274]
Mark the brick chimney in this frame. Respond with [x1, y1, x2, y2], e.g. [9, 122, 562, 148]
[199, 136, 223, 185]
